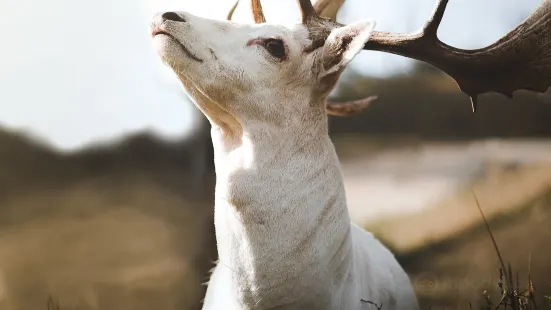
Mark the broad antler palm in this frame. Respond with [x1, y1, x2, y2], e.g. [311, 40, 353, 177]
[362, 0, 551, 113]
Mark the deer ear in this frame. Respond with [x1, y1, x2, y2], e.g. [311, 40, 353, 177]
[318, 20, 376, 78]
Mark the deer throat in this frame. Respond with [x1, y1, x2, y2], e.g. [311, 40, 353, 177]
[176, 75, 243, 137]
[210, 128, 354, 308]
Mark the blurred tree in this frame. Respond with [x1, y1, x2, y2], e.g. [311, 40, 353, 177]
[410, 61, 445, 75]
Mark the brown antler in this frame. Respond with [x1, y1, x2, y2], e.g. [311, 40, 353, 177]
[362, 0, 551, 113]
[296, 0, 318, 22]
[326, 96, 378, 116]
[227, 0, 240, 20]
[312, 0, 345, 21]
[251, 0, 266, 23]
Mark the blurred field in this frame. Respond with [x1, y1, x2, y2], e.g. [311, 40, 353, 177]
[336, 137, 551, 252]
[335, 136, 551, 309]
[0, 128, 217, 310]
[0, 71, 549, 309]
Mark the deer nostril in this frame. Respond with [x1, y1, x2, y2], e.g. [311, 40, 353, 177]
[161, 12, 186, 22]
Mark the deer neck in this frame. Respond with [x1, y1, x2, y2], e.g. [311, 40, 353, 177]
[209, 106, 353, 307]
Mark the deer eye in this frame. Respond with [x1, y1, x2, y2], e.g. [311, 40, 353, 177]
[263, 38, 287, 60]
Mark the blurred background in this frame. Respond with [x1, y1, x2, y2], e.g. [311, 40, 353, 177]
[0, 0, 550, 309]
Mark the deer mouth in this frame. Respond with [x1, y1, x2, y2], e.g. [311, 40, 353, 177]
[152, 29, 203, 63]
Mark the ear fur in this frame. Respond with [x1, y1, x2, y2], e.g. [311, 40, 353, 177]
[318, 19, 376, 78]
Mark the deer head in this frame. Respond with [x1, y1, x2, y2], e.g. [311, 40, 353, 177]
[150, 0, 376, 136]
[152, 0, 551, 125]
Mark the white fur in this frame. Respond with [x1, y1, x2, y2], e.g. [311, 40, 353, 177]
[150, 9, 419, 310]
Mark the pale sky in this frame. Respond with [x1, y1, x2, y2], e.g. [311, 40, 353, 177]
[0, 0, 541, 150]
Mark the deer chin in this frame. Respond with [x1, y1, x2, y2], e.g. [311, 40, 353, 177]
[176, 73, 243, 137]
[152, 32, 204, 64]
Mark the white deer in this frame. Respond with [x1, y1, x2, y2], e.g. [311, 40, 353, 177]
[149, 0, 419, 309]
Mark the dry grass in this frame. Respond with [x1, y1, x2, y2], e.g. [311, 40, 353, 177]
[470, 192, 541, 310]
[397, 188, 551, 310]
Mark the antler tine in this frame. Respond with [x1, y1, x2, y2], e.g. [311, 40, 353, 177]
[363, 0, 551, 113]
[423, 0, 449, 37]
[227, 0, 239, 20]
[312, 0, 345, 21]
[326, 96, 378, 117]
[251, 0, 266, 23]
[296, 0, 317, 23]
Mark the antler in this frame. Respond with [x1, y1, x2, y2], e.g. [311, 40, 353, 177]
[325, 96, 378, 116]
[303, 0, 551, 113]
[296, 0, 317, 22]
[226, 0, 239, 20]
[246, 0, 345, 23]
[251, 0, 266, 23]
[228, 0, 266, 24]
[362, 0, 551, 113]
[234, 0, 551, 115]
[312, 0, 345, 21]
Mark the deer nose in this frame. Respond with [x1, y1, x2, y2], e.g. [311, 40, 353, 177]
[161, 12, 186, 23]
